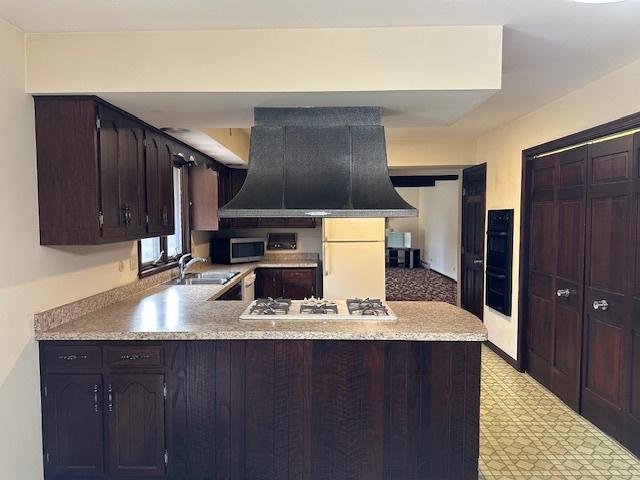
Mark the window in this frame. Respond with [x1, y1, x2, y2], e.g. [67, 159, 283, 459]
[138, 166, 191, 276]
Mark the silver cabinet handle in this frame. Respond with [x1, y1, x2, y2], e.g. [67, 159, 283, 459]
[593, 299, 609, 311]
[119, 354, 151, 361]
[557, 289, 571, 298]
[57, 354, 88, 361]
[108, 384, 113, 412]
[93, 384, 99, 413]
[473, 259, 483, 265]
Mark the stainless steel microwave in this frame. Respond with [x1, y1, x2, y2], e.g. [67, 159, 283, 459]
[210, 237, 265, 264]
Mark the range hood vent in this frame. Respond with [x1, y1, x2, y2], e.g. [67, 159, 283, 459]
[218, 107, 417, 218]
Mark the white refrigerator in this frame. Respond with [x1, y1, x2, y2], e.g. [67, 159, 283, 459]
[322, 218, 386, 300]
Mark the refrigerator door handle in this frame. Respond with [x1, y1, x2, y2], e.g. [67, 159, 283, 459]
[324, 243, 330, 276]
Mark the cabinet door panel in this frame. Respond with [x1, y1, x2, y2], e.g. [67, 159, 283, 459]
[145, 133, 175, 236]
[119, 122, 146, 236]
[107, 374, 165, 477]
[99, 106, 146, 239]
[256, 269, 282, 299]
[281, 269, 316, 300]
[44, 374, 104, 477]
[190, 166, 219, 231]
[98, 108, 125, 239]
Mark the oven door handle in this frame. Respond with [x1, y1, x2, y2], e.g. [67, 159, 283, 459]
[486, 271, 507, 280]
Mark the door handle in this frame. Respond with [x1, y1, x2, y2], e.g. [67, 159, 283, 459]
[323, 244, 330, 276]
[592, 299, 609, 311]
[557, 289, 571, 298]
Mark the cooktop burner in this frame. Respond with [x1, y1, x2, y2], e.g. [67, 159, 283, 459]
[249, 298, 292, 315]
[240, 299, 397, 322]
[346, 298, 389, 316]
[299, 297, 338, 315]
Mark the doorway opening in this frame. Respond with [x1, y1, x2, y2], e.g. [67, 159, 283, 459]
[385, 167, 479, 305]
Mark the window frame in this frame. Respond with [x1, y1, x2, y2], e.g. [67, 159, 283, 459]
[138, 163, 192, 278]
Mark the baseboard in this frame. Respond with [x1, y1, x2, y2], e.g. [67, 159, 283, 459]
[484, 340, 524, 372]
[428, 267, 458, 283]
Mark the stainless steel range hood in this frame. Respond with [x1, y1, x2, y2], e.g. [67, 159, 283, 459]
[218, 107, 417, 218]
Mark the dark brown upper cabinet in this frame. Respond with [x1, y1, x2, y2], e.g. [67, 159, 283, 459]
[145, 130, 176, 236]
[35, 96, 181, 245]
[190, 165, 219, 231]
[98, 105, 148, 239]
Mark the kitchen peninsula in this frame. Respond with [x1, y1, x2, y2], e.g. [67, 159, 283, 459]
[35, 269, 486, 480]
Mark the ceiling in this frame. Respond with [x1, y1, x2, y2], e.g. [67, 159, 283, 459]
[4, 0, 640, 146]
[102, 90, 496, 129]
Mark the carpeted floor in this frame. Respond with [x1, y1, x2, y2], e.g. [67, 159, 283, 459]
[385, 266, 457, 303]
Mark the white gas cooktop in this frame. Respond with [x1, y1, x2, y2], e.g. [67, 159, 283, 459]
[240, 297, 397, 322]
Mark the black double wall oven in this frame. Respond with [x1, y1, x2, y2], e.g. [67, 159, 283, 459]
[485, 209, 514, 316]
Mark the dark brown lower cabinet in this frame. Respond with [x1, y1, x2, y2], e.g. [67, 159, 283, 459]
[43, 374, 104, 478]
[255, 268, 317, 299]
[107, 374, 166, 477]
[40, 340, 481, 480]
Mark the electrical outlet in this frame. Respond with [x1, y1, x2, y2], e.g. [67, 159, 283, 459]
[118, 261, 124, 273]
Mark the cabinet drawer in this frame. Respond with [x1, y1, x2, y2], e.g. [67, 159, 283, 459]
[282, 269, 315, 280]
[106, 346, 163, 368]
[44, 346, 102, 370]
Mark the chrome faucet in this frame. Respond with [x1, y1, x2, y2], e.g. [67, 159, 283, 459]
[178, 253, 207, 280]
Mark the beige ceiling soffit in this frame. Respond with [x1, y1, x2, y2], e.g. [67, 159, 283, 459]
[25, 26, 502, 94]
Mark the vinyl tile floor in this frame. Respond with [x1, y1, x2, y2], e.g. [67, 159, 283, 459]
[479, 346, 640, 479]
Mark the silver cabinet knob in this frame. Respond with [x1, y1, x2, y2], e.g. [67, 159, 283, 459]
[593, 300, 609, 311]
[557, 289, 571, 298]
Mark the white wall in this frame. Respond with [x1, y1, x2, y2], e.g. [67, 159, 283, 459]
[228, 227, 323, 254]
[477, 56, 640, 360]
[0, 20, 221, 478]
[387, 188, 421, 248]
[387, 183, 460, 281]
[0, 19, 147, 480]
[419, 181, 460, 281]
[386, 134, 477, 168]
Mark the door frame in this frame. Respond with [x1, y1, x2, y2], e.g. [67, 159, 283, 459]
[460, 163, 487, 320]
[517, 110, 640, 373]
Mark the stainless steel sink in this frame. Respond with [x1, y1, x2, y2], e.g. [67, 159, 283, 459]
[171, 271, 240, 286]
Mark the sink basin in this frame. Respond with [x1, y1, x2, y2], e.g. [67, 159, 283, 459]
[171, 271, 240, 286]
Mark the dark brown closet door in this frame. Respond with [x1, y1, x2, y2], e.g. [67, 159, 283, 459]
[552, 147, 588, 409]
[526, 154, 556, 389]
[627, 132, 640, 456]
[582, 135, 635, 443]
[526, 147, 587, 410]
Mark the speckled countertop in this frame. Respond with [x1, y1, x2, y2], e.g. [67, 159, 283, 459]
[35, 255, 486, 342]
[36, 289, 486, 342]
